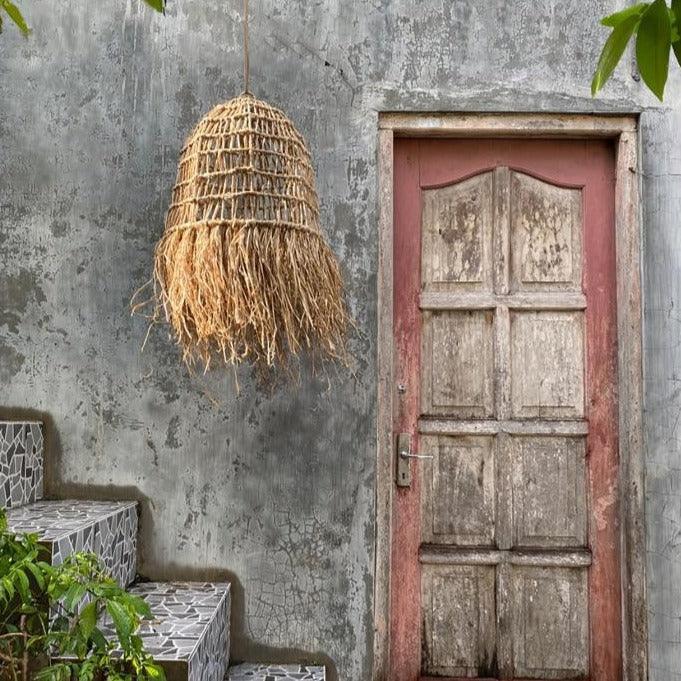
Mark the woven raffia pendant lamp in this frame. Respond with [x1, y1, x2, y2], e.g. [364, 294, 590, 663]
[148, 0, 348, 369]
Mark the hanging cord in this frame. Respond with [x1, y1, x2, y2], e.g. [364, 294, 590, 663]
[243, 0, 250, 94]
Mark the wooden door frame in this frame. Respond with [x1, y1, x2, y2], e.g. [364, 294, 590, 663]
[374, 113, 647, 681]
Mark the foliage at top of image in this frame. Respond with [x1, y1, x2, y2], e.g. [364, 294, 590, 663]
[593, 0, 681, 100]
[0, 0, 164, 37]
[2, 0, 679, 100]
[0, 508, 166, 681]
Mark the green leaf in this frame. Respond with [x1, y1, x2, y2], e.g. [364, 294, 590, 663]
[107, 600, 134, 646]
[637, 0, 672, 100]
[26, 560, 46, 590]
[63, 582, 86, 612]
[78, 600, 98, 639]
[672, 0, 681, 64]
[144, 663, 165, 679]
[592, 14, 641, 95]
[143, 0, 165, 12]
[2, 576, 15, 600]
[90, 626, 108, 650]
[15, 567, 31, 601]
[34, 663, 72, 681]
[121, 593, 152, 618]
[0, 0, 29, 35]
[602, 2, 649, 26]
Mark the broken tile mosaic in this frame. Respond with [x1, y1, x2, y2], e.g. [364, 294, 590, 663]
[6, 499, 138, 587]
[0, 421, 44, 509]
[103, 582, 231, 681]
[227, 664, 326, 680]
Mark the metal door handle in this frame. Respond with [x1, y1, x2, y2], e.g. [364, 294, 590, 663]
[400, 450, 433, 460]
[396, 433, 433, 487]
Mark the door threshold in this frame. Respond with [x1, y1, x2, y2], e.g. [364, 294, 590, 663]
[421, 678, 589, 681]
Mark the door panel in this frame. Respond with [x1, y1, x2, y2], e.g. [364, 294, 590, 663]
[509, 172, 582, 291]
[422, 173, 495, 291]
[510, 566, 589, 678]
[422, 310, 496, 417]
[390, 139, 620, 681]
[509, 310, 585, 419]
[510, 436, 587, 548]
[420, 435, 496, 547]
[422, 564, 497, 677]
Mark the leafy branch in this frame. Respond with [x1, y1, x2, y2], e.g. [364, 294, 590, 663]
[0, 0, 164, 37]
[0, 509, 165, 681]
[593, 0, 681, 100]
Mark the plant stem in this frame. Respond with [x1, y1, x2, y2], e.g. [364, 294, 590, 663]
[19, 617, 27, 681]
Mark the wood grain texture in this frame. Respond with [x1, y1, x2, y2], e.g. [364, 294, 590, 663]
[509, 172, 582, 292]
[509, 310, 585, 419]
[390, 138, 423, 681]
[422, 310, 495, 417]
[378, 113, 637, 136]
[614, 131, 647, 681]
[421, 564, 496, 677]
[511, 566, 589, 678]
[377, 117, 644, 681]
[392, 137, 619, 680]
[422, 173, 494, 292]
[420, 435, 496, 547]
[374, 127, 395, 681]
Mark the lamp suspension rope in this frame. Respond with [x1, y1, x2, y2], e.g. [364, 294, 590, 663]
[243, 0, 250, 93]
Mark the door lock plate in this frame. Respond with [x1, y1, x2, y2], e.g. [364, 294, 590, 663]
[396, 433, 411, 487]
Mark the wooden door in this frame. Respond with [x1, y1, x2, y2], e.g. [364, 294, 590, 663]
[390, 139, 620, 681]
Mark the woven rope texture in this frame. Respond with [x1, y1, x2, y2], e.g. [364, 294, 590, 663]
[151, 93, 348, 369]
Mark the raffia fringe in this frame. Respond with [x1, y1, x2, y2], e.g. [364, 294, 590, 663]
[151, 220, 348, 368]
[136, 93, 349, 369]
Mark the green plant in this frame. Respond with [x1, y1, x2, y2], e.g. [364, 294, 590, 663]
[0, 0, 164, 37]
[0, 509, 165, 681]
[592, 0, 681, 100]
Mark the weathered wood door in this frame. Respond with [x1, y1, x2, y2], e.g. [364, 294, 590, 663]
[390, 139, 620, 681]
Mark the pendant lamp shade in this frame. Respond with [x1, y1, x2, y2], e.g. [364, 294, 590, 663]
[151, 93, 348, 368]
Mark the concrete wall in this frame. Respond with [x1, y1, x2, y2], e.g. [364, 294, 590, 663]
[1, 1, 680, 678]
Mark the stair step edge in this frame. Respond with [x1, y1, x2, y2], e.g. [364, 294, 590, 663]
[227, 664, 326, 681]
[6, 499, 138, 587]
[108, 582, 231, 681]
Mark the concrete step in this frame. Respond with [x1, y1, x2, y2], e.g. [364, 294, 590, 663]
[0, 421, 44, 509]
[5, 499, 137, 587]
[227, 664, 326, 680]
[105, 582, 230, 681]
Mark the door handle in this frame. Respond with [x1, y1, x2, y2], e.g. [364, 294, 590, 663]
[396, 433, 433, 487]
[399, 450, 433, 460]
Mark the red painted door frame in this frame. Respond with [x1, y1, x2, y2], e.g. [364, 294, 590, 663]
[390, 138, 621, 681]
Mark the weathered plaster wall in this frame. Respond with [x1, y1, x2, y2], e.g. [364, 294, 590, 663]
[1, 1, 680, 678]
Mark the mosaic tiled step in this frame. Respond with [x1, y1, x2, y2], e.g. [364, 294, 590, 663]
[5, 499, 137, 587]
[104, 582, 230, 681]
[227, 664, 326, 680]
[0, 421, 44, 509]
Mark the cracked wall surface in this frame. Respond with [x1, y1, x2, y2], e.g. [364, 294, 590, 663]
[0, 1, 680, 678]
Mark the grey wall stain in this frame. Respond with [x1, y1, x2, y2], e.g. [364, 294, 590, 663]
[0, 0, 680, 678]
[0, 341, 25, 383]
[0, 268, 47, 333]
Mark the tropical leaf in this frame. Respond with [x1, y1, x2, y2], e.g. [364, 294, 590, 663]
[592, 14, 642, 94]
[143, 0, 165, 12]
[78, 601, 98, 639]
[121, 592, 153, 618]
[602, 2, 650, 26]
[671, 0, 681, 64]
[637, 0, 672, 100]
[0, 0, 29, 35]
[106, 600, 134, 646]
